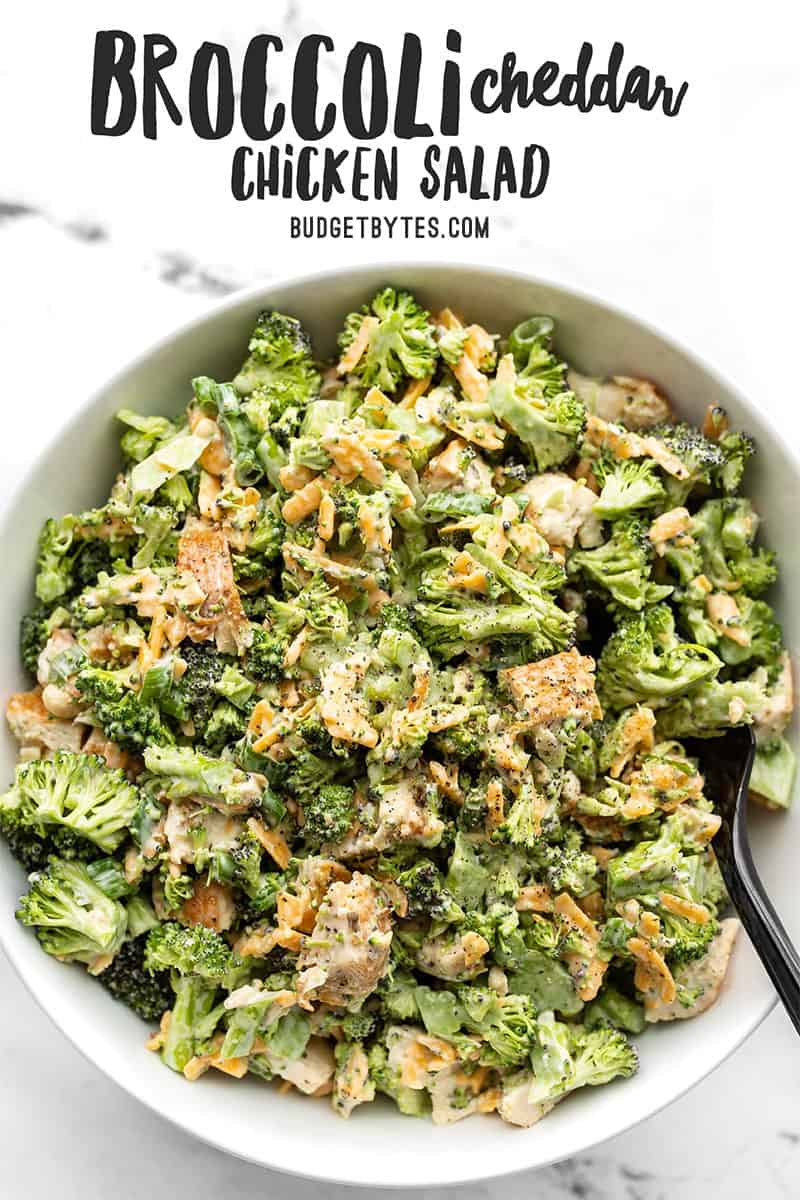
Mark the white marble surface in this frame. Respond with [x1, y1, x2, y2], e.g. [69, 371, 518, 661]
[2, 3, 800, 1195]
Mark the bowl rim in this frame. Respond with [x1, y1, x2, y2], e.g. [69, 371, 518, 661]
[0, 258, 788, 1186]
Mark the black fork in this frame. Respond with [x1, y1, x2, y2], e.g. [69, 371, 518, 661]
[686, 726, 800, 1034]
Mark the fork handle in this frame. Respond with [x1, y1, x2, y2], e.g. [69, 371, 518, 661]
[721, 807, 800, 1035]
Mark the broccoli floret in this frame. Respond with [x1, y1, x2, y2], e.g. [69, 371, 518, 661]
[35, 516, 80, 604]
[416, 543, 574, 660]
[487, 317, 585, 469]
[162, 872, 194, 913]
[655, 676, 769, 738]
[338, 287, 438, 394]
[232, 500, 286, 583]
[713, 429, 755, 493]
[17, 857, 128, 968]
[201, 701, 248, 753]
[341, 1009, 380, 1042]
[143, 745, 262, 809]
[20, 604, 56, 676]
[3, 750, 139, 853]
[144, 921, 238, 981]
[300, 784, 356, 847]
[492, 780, 546, 850]
[750, 736, 797, 811]
[569, 515, 673, 612]
[76, 666, 175, 751]
[489, 373, 585, 472]
[649, 422, 727, 502]
[241, 871, 285, 921]
[527, 1012, 638, 1105]
[395, 860, 464, 922]
[0, 806, 95, 872]
[150, 642, 227, 733]
[532, 835, 599, 897]
[597, 604, 722, 711]
[98, 932, 172, 1021]
[246, 625, 286, 683]
[233, 311, 320, 422]
[431, 713, 488, 765]
[459, 987, 539, 1067]
[199, 827, 264, 898]
[506, 316, 565, 394]
[584, 984, 646, 1034]
[592, 458, 666, 518]
[713, 596, 782, 671]
[660, 910, 719, 967]
[437, 326, 468, 366]
[367, 1041, 431, 1117]
[691, 498, 777, 596]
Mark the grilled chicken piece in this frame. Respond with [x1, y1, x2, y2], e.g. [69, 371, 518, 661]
[429, 1064, 499, 1125]
[6, 687, 84, 758]
[416, 929, 490, 982]
[645, 917, 740, 1022]
[520, 473, 603, 550]
[176, 517, 251, 655]
[497, 1074, 557, 1127]
[178, 879, 237, 932]
[332, 774, 444, 860]
[568, 370, 672, 430]
[265, 1036, 336, 1095]
[501, 648, 603, 727]
[296, 872, 393, 1008]
[332, 1042, 376, 1117]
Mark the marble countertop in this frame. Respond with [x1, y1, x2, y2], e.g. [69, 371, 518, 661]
[2, 4, 800, 1194]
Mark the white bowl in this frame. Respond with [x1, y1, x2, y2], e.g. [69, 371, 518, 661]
[1, 263, 797, 1188]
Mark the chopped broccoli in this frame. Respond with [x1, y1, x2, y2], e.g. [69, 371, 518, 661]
[526, 1012, 638, 1105]
[395, 860, 464, 922]
[341, 1009, 380, 1042]
[416, 543, 574, 660]
[597, 604, 722, 711]
[592, 458, 666, 518]
[246, 625, 286, 683]
[17, 857, 128, 968]
[489, 373, 585, 472]
[300, 784, 356, 847]
[98, 932, 172, 1021]
[20, 604, 59, 676]
[584, 985, 646, 1034]
[649, 422, 727, 502]
[143, 745, 263, 810]
[2, 750, 138, 853]
[76, 666, 175, 751]
[569, 515, 673, 612]
[144, 921, 238, 982]
[493, 780, 547, 850]
[160, 974, 224, 1073]
[234, 311, 320, 424]
[35, 516, 79, 604]
[338, 288, 438, 393]
[655, 676, 769, 738]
